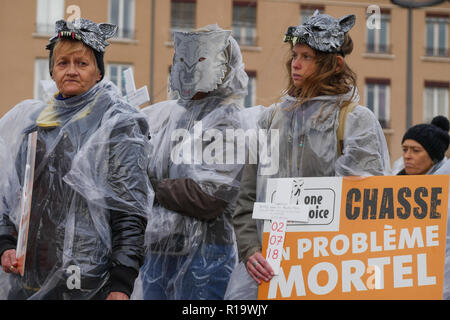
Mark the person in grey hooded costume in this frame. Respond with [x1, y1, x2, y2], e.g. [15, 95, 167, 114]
[225, 11, 391, 300]
[0, 19, 152, 300]
[139, 24, 248, 300]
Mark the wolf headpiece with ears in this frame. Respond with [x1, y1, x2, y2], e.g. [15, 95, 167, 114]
[284, 10, 356, 55]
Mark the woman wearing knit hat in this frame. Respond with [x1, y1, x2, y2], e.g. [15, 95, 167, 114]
[398, 115, 450, 175]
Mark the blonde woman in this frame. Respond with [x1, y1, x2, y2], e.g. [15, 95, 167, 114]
[0, 19, 151, 300]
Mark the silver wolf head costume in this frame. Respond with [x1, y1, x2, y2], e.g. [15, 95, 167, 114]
[46, 18, 118, 81]
[170, 26, 234, 100]
[284, 10, 356, 55]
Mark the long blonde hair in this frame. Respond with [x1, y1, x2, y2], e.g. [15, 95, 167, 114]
[283, 34, 357, 109]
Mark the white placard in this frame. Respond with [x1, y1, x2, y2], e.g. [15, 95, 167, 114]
[123, 68, 150, 108]
[127, 86, 150, 108]
[123, 68, 136, 96]
[252, 177, 343, 274]
[254, 179, 307, 274]
[263, 177, 342, 232]
[16, 131, 37, 276]
[273, 179, 293, 204]
[252, 202, 309, 222]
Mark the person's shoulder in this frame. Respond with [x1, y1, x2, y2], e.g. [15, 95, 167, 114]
[143, 99, 178, 110]
[238, 105, 267, 130]
[349, 104, 376, 118]
[121, 103, 142, 116]
[10, 99, 46, 112]
[105, 95, 148, 122]
[257, 103, 280, 129]
[103, 98, 150, 134]
[342, 103, 385, 138]
[99, 80, 146, 116]
[344, 104, 380, 126]
[433, 158, 450, 175]
[219, 100, 244, 115]
[140, 100, 179, 133]
[141, 99, 179, 118]
[1, 99, 46, 123]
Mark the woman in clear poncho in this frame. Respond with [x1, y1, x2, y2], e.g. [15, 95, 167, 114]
[138, 25, 248, 300]
[0, 19, 152, 300]
[225, 11, 391, 299]
[395, 116, 450, 299]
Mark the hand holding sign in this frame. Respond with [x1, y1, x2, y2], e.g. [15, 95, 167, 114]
[246, 252, 274, 285]
[252, 179, 310, 276]
[1, 249, 19, 275]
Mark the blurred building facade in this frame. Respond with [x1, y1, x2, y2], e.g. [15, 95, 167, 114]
[0, 0, 449, 162]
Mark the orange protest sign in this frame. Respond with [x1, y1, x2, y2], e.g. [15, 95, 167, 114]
[257, 175, 449, 300]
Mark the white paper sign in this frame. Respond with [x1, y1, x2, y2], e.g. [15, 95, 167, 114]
[124, 68, 136, 95]
[127, 86, 150, 108]
[263, 177, 342, 232]
[252, 202, 309, 222]
[123, 68, 150, 108]
[273, 179, 293, 204]
[252, 177, 342, 274]
[16, 131, 37, 276]
[253, 179, 308, 274]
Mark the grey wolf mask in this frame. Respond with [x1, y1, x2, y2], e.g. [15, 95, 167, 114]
[170, 29, 231, 100]
[284, 10, 356, 55]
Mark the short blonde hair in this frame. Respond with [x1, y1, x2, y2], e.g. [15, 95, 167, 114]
[50, 39, 100, 74]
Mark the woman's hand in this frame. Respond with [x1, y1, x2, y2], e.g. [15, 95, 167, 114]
[245, 252, 274, 285]
[1, 249, 19, 275]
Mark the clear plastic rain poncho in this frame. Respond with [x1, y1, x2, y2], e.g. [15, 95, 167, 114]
[136, 25, 249, 300]
[434, 159, 450, 300]
[225, 89, 391, 300]
[0, 80, 153, 299]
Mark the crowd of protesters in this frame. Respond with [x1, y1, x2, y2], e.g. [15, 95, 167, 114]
[0, 11, 448, 300]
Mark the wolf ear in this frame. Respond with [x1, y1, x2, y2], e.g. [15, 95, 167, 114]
[99, 23, 118, 39]
[209, 30, 232, 49]
[54, 20, 67, 32]
[338, 14, 356, 33]
[172, 32, 185, 47]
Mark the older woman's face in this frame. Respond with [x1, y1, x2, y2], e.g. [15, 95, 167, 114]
[402, 139, 434, 175]
[52, 42, 101, 98]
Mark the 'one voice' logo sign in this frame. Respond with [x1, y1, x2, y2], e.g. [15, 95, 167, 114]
[259, 177, 341, 232]
[251, 177, 341, 275]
